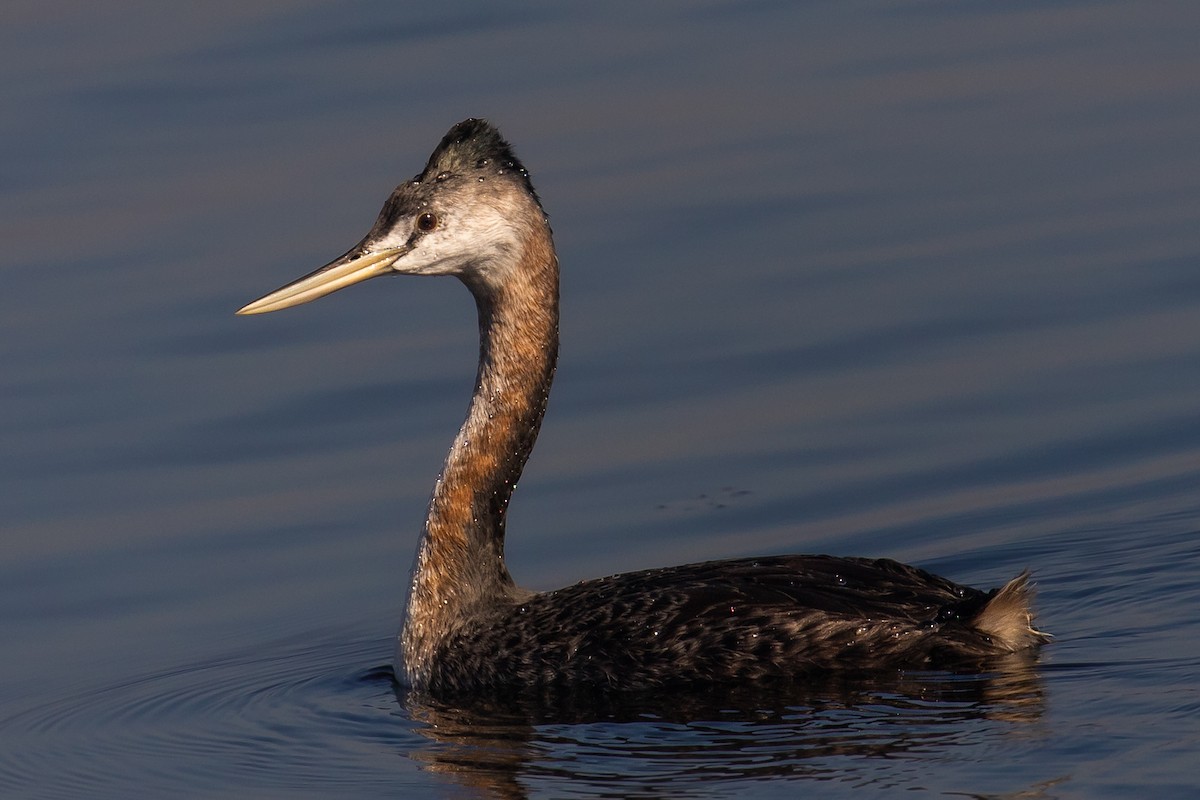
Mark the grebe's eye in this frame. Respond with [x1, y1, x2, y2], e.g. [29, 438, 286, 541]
[416, 212, 438, 232]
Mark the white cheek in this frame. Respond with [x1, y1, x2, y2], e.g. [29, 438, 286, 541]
[412, 208, 519, 277]
[457, 207, 521, 261]
[371, 203, 525, 278]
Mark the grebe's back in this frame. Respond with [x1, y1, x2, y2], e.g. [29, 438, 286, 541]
[418, 555, 1041, 694]
[239, 119, 1048, 695]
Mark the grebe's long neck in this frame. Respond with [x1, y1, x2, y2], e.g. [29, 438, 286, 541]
[401, 223, 558, 683]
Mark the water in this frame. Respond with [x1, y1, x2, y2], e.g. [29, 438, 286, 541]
[2, 2, 1199, 797]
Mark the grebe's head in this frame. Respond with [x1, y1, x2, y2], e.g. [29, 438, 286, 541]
[238, 118, 548, 315]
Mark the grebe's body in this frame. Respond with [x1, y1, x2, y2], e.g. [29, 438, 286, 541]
[239, 119, 1047, 695]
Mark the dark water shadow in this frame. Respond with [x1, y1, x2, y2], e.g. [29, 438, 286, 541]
[400, 654, 1046, 799]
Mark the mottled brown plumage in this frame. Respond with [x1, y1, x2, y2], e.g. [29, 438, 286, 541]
[239, 119, 1048, 698]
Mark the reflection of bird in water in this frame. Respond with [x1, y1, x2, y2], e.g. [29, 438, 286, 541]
[404, 657, 1046, 797]
[240, 119, 1049, 696]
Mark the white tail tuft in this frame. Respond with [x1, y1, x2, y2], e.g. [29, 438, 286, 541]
[972, 571, 1051, 651]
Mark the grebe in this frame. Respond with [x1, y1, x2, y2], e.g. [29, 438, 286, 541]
[239, 119, 1048, 695]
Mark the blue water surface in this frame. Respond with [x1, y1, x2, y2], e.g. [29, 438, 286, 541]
[2, 2, 1198, 797]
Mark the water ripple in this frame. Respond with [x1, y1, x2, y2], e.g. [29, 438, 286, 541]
[0, 631, 421, 798]
[0, 627, 1055, 799]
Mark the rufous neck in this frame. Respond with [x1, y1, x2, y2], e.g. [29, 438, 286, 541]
[420, 227, 559, 596]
